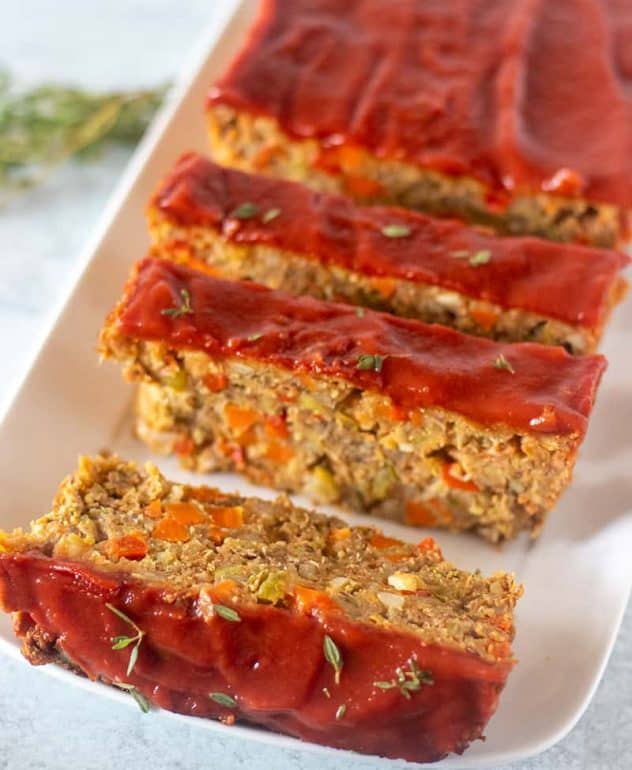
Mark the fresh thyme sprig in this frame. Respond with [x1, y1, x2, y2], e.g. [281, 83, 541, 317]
[113, 681, 151, 713]
[373, 658, 433, 700]
[106, 603, 145, 676]
[161, 288, 194, 318]
[0, 70, 167, 205]
[323, 634, 343, 685]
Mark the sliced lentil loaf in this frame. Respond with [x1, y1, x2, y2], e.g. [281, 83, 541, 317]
[99, 257, 606, 543]
[207, 0, 632, 248]
[148, 154, 629, 354]
[0, 454, 522, 763]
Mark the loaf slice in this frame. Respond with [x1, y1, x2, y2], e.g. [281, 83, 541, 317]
[0, 455, 522, 763]
[148, 154, 628, 354]
[207, 0, 631, 248]
[99, 257, 606, 542]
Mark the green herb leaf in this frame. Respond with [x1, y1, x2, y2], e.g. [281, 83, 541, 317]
[355, 307, 366, 318]
[210, 692, 238, 709]
[494, 354, 515, 374]
[322, 687, 331, 699]
[106, 603, 145, 675]
[231, 202, 259, 220]
[113, 682, 151, 713]
[323, 634, 343, 685]
[111, 635, 136, 650]
[373, 658, 433, 699]
[469, 249, 492, 266]
[213, 604, 241, 623]
[161, 288, 194, 318]
[356, 353, 389, 373]
[262, 207, 281, 223]
[335, 704, 347, 720]
[381, 224, 411, 238]
[247, 333, 263, 342]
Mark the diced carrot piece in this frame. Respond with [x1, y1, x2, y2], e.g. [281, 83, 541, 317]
[264, 415, 289, 439]
[210, 506, 244, 529]
[405, 500, 438, 527]
[164, 501, 206, 525]
[212, 579, 238, 602]
[344, 174, 384, 198]
[370, 276, 397, 299]
[337, 144, 366, 171]
[203, 372, 228, 392]
[370, 532, 402, 549]
[237, 426, 258, 448]
[174, 436, 195, 457]
[408, 409, 425, 427]
[224, 404, 260, 435]
[208, 525, 226, 545]
[145, 499, 163, 519]
[264, 441, 295, 464]
[417, 537, 443, 558]
[374, 400, 400, 422]
[294, 585, 337, 615]
[105, 533, 148, 561]
[252, 143, 281, 170]
[490, 614, 513, 633]
[441, 462, 480, 492]
[188, 487, 221, 503]
[152, 517, 190, 543]
[329, 527, 351, 542]
[470, 306, 500, 331]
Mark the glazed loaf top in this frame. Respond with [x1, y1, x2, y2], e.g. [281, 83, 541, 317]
[152, 153, 628, 327]
[103, 257, 606, 436]
[209, 0, 632, 208]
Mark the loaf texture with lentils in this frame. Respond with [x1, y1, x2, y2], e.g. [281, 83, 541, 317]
[99, 257, 606, 542]
[0, 455, 522, 763]
[148, 154, 629, 354]
[207, 0, 632, 247]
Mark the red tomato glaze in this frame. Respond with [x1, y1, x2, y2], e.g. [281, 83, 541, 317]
[153, 153, 629, 327]
[209, 0, 632, 208]
[114, 258, 606, 437]
[0, 552, 512, 763]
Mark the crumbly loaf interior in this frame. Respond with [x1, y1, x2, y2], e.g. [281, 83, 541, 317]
[1, 455, 521, 663]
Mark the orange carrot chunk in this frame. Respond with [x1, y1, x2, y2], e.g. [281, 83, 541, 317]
[153, 517, 190, 543]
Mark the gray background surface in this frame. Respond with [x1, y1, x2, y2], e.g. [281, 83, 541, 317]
[0, 2, 630, 768]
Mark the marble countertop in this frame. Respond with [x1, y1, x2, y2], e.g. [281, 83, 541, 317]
[0, 2, 629, 768]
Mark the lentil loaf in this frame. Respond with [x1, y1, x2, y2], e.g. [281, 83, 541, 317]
[0, 454, 522, 763]
[99, 258, 606, 542]
[207, 0, 632, 247]
[148, 154, 629, 354]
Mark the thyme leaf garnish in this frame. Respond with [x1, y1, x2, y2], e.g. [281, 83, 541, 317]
[451, 249, 492, 266]
[494, 354, 515, 374]
[355, 307, 366, 318]
[335, 704, 347, 720]
[113, 682, 151, 713]
[262, 207, 281, 223]
[247, 332, 263, 341]
[161, 288, 194, 318]
[373, 658, 433, 700]
[106, 603, 145, 676]
[210, 692, 238, 709]
[381, 224, 411, 238]
[357, 353, 388, 373]
[213, 604, 241, 623]
[323, 634, 343, 685]
[231, 202, 259, 220]
[322, 687, 332, 699]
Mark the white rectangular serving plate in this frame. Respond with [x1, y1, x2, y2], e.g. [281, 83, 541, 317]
[0, 1, 630, 767]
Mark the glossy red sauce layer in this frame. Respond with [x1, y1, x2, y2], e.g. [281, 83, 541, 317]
[154, 154, 629, 327]
[209, 0, 632, 208]
[114, 258, 606, 436]
[0, 552, 512, 763]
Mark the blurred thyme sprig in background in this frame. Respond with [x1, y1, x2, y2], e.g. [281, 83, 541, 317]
[0, 69, 168, 205]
